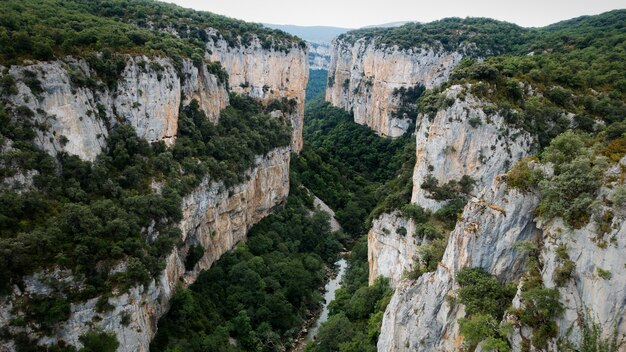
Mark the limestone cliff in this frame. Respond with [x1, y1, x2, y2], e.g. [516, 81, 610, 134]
[308, 42, 331, 70]
[378, 178, 540, 351]
[326, 38, 462, 137]
[0, 147, 290, 352]
[411, 85, 534, 211]
[372, 85, 626, 351]
[207, 33, 308, 153]
[1, 33, 307, 161]
[0, 25, 307, 350]
[2, 56, 228, 161]
[367, 212, 414, 286]
[369, 85, 534, 287]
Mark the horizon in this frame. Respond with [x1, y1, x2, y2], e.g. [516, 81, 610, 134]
[166, 0, 626, 28]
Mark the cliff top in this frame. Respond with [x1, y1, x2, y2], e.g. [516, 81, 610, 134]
[0, 0, 306, 65]
[335, 10, 626, 57]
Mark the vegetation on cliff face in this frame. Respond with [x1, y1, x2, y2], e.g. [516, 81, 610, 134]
[0, 93, 290, 347]
[0, 0, 304, 65]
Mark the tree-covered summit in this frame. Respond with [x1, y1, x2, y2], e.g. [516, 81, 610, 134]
[336, 10, 626, 57]
[0, 0, 305, 65]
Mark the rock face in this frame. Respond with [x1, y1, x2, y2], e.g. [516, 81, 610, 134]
[372, 84, 626, 351]
[411, 85, 534, 211]
[369, 85, 534, 288]
[3, 56, 228, 161]
[207, 35, 308, 152]
[0, 147, 290, 352]
[367, 212, 415, 286]
[378, 181, 540, 351]
[308, 42, 331, 70]
[326, 38, 462, 137]
[0, 30, 307, 351]
[1, 34, 307, 160]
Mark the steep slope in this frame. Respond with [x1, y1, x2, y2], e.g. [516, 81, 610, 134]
[363, 10, 626, 352]
[0, 1, 308, 351]
[326, 18, 527, 136]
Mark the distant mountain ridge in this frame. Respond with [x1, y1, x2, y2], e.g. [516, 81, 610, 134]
[263, 24, 352, 43]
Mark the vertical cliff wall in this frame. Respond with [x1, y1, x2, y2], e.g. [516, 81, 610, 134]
[326, 38, 462, 137]
[2, 56, 229, 161]
[369, 85, 534, 286]
[0, 28, 308, 350]
[371, 85, 626, 351]
[207, 34, 308, 153]
[0, 148, 290, 352]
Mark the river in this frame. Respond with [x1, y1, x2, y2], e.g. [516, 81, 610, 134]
[306, 258, 348, 340]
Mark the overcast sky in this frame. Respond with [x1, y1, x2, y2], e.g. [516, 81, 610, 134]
[166, 0, 626, 28]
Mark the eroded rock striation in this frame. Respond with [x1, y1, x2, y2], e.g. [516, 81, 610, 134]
[326, 38, 462, 137]
[0, 148, 290, 352]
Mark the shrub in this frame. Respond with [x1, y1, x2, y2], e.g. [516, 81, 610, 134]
[184, 244, 205, 271]
[415, 223, 442, 240]
[79, 329, 119, 352]
[401, 204, 430, 223]
[553, 260, 575, 287]
[456, 267, 516, 318]
[506, 157, 542, 192]
[596, 267, 612, 280]
[612, 186, 626, 207]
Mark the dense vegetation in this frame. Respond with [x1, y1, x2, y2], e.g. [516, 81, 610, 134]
[293, 97, 414, 235]
[151, 179, 344, 351]
[0, 93, 291, 344]
[337, 17, 530, 56]
[0, 0, 304, 65]
[306, 69, 328, 101]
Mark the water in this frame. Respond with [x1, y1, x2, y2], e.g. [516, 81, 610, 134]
[306, 258, 348, 340]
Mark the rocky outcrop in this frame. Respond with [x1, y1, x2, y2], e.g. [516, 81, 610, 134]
[3, 56, 229, 161]
[2, 34, 308, 161]
[373, 85, 626, 351]
[372, 84, 538, 350]
[326, 38, 462, 137]
[369, 84, 534, 291]
[367, 212, 415, 286]
[378, 179, 540, 351]
[411, 85, 534, 211]
[0, 147, 290, 352]
[508, 182, 626, 349]
[207, 34, 308, 152]
[308, 42, 331, 70]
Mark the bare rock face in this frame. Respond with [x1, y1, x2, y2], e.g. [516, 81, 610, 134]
[369, 84, 534, 294]
[1, 35, 308, 160]
[373, 84, 626, 351]
[207, 35, 308, 152]
[308, 42, 331, 70]
[378, 180, 540, 351]
[0, 147, 290, 352]
[181, 59, 230, 123]
[367, 212, 415, 286]
[7, 61, 109, 161]
[411, 85, 534, 211]
[2, 56, 229, 161]
[326, 38, 462, 137]
[508, 208, 626, 348]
